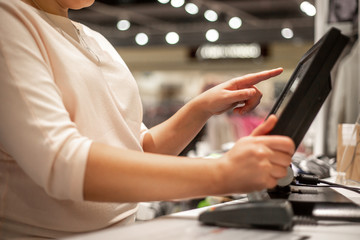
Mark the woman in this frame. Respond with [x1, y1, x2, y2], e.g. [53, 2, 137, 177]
[0, 0, 294, 238]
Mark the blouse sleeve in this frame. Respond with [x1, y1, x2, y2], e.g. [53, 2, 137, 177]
[0, 5, 92, 201]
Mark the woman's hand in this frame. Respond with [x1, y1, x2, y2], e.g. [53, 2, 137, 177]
[193, 68, 283, 117]
[215, 115, 295, 194]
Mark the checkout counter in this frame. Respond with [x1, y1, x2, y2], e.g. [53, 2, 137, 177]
[63, 184, 360, 240]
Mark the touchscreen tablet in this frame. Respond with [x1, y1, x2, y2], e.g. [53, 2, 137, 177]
[267, 27, 349, 148]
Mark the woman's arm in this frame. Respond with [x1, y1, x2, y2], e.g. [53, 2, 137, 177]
[83, 115, 295, 203]
[142, 68, 283, 155]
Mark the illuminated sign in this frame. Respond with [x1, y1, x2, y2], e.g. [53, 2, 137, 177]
[196, 43, 262, 60]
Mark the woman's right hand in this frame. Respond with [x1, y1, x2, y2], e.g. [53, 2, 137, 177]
[216, 115, 295, 194]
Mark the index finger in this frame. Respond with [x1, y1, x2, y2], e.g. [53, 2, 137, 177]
[234, 68, 283, 88]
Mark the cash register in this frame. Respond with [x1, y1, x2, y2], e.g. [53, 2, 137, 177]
[199, 27, 360, 230]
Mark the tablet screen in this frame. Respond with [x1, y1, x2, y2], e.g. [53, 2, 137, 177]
[267, 27, 349, 148]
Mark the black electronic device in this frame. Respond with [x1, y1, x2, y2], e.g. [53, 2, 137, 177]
[267, 27, 349, 148]
[287, 185, 360, 221]
[199, 200, 294, 231]
[199, 27, 353, 230]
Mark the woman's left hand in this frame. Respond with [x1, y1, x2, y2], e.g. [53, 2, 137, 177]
[195, 68, 283, 116]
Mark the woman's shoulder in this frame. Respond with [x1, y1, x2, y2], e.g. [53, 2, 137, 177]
[0, 0, 40, 24]
[0, 0, 35, 13]
[0, 0, 42, 37]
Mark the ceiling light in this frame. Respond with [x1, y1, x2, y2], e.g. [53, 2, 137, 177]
[116, 20, 131, 31]
[300, 1, 316, 16]
[281, 28, 294, 39]
[157, 0, 170, 4]
[228, 17, 242, 29]
[165, 32, 180, 45]
[206, 29, 219, 42]
[204, 10, 218, 22]
[185, 3, 199, 15]
[135, 33, 149, 46]
[170, 0, 185, 8]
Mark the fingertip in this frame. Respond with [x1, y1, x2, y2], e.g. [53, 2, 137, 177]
[281, 136, 296, 155]
[266, 114, 277, 123]
[262, 115, 277, 133]
[270, 67, 283, 76]
[289, 138, 296, 154]
[248, 88, 257, 95]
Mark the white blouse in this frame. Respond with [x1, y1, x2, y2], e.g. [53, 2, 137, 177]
[0, 0, 147, 238]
